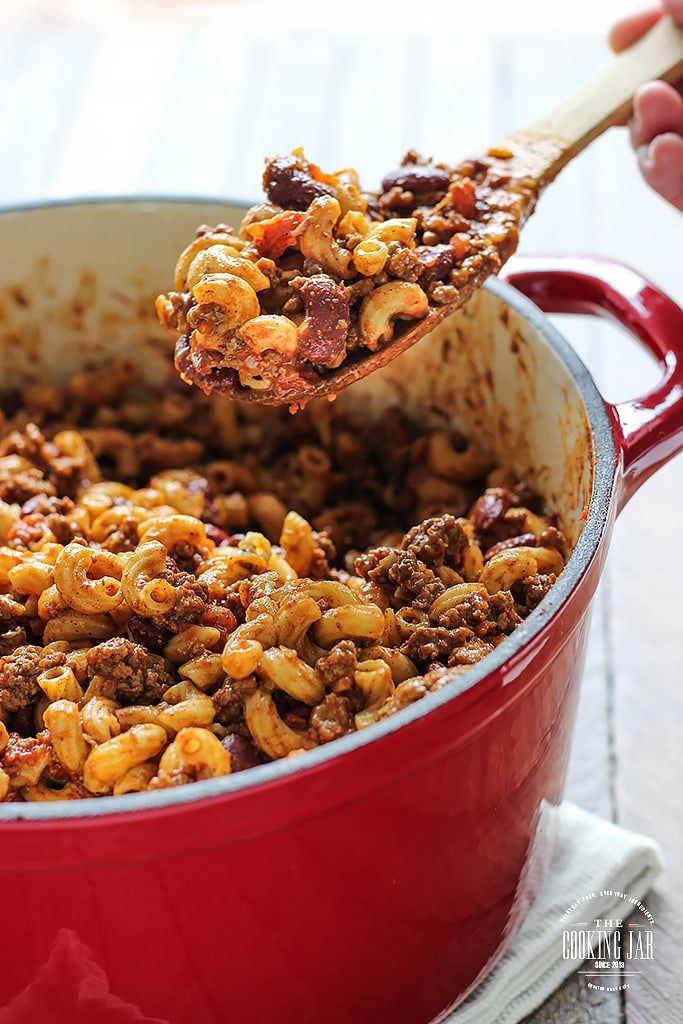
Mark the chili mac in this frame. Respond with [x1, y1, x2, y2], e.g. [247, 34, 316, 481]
[0, 362, 566, 802]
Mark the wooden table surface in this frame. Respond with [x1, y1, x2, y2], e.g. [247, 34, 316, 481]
[1, 6, 681, 1022]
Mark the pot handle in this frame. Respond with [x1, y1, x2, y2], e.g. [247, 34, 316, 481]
[503, 254, 683, 509]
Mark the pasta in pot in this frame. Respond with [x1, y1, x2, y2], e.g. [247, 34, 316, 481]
[0, 361, 567, 802]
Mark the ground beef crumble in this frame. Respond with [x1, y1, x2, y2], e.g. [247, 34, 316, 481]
[0, 424, 91, 498]
[315, 640, 358, 696]
[309, 693, 354, 744]
[357, 547, 445, 611]
[521, 573, 558, 611]
[401, 514, 469, 570]
[154, 564, 210, 633]
[85, 638, 174, 704]
[402, 625, 474, 663]
[213, 675, 258, 727]
[0, 646, 66, 713]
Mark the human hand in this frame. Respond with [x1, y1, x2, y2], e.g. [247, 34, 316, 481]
[609, 1, 683, 211]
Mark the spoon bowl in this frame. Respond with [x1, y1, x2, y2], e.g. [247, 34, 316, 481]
[165, 16, 683, 408]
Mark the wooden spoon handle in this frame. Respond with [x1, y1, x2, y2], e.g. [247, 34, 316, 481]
[523, 16, 683, 176]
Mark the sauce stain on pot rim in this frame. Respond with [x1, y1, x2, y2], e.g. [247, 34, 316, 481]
[0, 199, 618, 822]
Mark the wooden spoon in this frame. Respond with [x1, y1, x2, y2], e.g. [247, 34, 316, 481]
[176, 16, 683, 408]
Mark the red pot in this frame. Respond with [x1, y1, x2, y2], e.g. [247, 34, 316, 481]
[0, 201, 681, 1024]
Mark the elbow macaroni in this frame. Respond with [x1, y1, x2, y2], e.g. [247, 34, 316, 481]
[0, 366, 568, 804]
[121, 540, 176, 616]
[54, 542, 123, 615]
[358, 282, 429, 350]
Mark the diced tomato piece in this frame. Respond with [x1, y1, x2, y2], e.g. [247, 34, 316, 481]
[448, 179, 477, 219]
[253, 211, 306, 259]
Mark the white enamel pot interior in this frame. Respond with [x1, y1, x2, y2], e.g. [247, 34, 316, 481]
[0, 198, 617, 822]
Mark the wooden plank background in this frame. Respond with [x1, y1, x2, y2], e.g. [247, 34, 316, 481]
[0, 5, 681, 1021]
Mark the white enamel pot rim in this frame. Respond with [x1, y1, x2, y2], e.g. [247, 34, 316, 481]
[0, 196, 617, 822]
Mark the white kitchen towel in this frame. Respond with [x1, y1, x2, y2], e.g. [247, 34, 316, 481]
[445, 802, 663, 1024]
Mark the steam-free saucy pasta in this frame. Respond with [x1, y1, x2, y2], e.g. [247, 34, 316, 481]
[156, 149, 525, 404]
[0, 361, 566, 802]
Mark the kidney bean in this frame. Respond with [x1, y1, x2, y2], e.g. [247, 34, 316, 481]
[416, 244, 458, 284]
[298, 276, 350, 366]
[272, 690, 311, 731]
[201, 603, 237, 640]
[483, 533, 537, 562]
[128, 615, 172, 651]
[425, 661, 445, 673]
[8, 705, 35, 738]
[283, 708, 311, 731]
[205, 523, 228, 545]
[263, 155, 336, 211]
[470, 488, 512, 532]
[362, 193, 382, 219]
[174, 334, 238, 393]
[221, 733, 262, 772]
[381, 164, 451, 194]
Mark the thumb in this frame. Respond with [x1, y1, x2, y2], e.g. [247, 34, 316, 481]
[608, 9, 662, 54]
[662, 0, 683, 24]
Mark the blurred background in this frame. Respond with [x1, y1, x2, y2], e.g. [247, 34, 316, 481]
[0, 0, 662, 213]
[0, 1, 675, 388]
[0, 0, 675, 306]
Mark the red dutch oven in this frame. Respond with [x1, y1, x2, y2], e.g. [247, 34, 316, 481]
[0, 201, 682, 1024]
